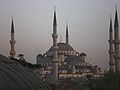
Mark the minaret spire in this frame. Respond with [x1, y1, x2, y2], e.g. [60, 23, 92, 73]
[53, 7, 57, 26]
[52, 7, 58, 80]
[66, 22, 69, 44]
[108, 17, 115, 72]
[10, 17, 16, 58]
[114, 6, 119, 27]
[113, 7, 120, 72]
[11, 16, 14, 33]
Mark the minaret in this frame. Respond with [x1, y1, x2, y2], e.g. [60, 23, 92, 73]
[66, 23, 69, 44]
[113, 7, 120, 72]
[52, 8, 58, 80]
[108, 17, 114, 72]
[10, 17, 16, 58]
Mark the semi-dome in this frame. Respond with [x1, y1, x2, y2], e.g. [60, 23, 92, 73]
[49, 43, 74, 51]
[37, 54, 43, 57]
[80, 53, 87, 56]
[0, 54, 51, 90]
[65, 55, 81, 62]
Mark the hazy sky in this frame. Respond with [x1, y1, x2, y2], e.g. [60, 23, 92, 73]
[0, 0, 120, 70]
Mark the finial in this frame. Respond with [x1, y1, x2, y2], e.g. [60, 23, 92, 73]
[110, 14, 112, 19]
[60, 34, 62, 43]
[66, 21, 68, 26]
[11, 16, 14, 33]
[54, 6, 56, 12]
[116, 4, 117, 10]
[66, 21, 68, 30]
[114, 4, 119, 27]
[53, 6, 57, 25]
[11, 16, 13, 20]
[109, 15, 112, 32]
[110, 15, 112, 23]
[66, 22, 69, 44]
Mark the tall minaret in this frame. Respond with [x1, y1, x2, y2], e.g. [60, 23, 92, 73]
[10, 17, 16, 58]
[108, 17, 114, 72]
[113, 7, 120, 72]
[52, 8, 58, 80]
[66, 23, 69, 44]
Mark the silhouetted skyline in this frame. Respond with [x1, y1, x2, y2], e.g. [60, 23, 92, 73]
[0, 0, 120, 70]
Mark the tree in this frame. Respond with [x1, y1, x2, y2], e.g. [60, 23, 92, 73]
[18, 54, 25, 61]
[85, 72, 120, 90]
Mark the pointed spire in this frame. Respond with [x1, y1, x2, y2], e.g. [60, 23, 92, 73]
[66, 22, 68, 37]
[10, 16, 16, 59]
[11, 16, 14, 33]
[110, 17, 113, 32]
[53, 7, 57, 25]
[114, 6, 119, 27]
[66, 22, 69, 44]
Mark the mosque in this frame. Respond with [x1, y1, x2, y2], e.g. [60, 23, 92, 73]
[36, 9, 103, 80]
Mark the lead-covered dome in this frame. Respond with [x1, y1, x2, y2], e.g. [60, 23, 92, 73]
[0, 54, 51, 90]
[65, 55, 81, 62]
[49, 43, 74, 51]
[44, 43, 76, 57]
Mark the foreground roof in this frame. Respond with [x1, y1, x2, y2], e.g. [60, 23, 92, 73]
[0, 54, 51, 90]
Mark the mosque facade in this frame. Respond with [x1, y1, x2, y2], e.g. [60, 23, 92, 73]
[36, 10, 103, 79]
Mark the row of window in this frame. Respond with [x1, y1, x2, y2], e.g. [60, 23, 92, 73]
[46, 51, 77, 56]
[41, 63, 52, 66]
[68, 62, 88, 66]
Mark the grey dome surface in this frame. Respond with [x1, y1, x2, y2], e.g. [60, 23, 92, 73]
[42, 56, 52, 63]
[65, 55, 81, 62]
[0, 54, 51, 90]
[49, 43, 74, 51]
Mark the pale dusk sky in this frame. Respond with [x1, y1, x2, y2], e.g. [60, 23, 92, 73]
[0, 0, 120, 70]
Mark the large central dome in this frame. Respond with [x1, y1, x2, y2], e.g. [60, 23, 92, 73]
[44, 42, 76, 57]
[49, 43, 74, 51]
[37, 42, 77, 65]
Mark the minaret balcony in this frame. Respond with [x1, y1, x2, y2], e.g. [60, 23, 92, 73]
[109, 61, 115, 65]
[113, 40, 120, 44]
[108, 40, 114, 43]
[10, 51, 16, 55]
[114, 55, 120, 59]
[10, 40, 16, 44]
[108, 50, 114, 54]
[52, 34, 58, 38]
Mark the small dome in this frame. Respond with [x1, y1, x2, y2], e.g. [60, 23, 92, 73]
[65, 55, 81, 62]
[37, 54, 43, 57]
[49, 43, 74, 51]
[80, 53, 87, 56]
[42, 56, 52, 63]
[0, 54, 51, 90]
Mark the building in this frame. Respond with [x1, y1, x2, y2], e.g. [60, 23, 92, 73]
[36, 9, 103, 79]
